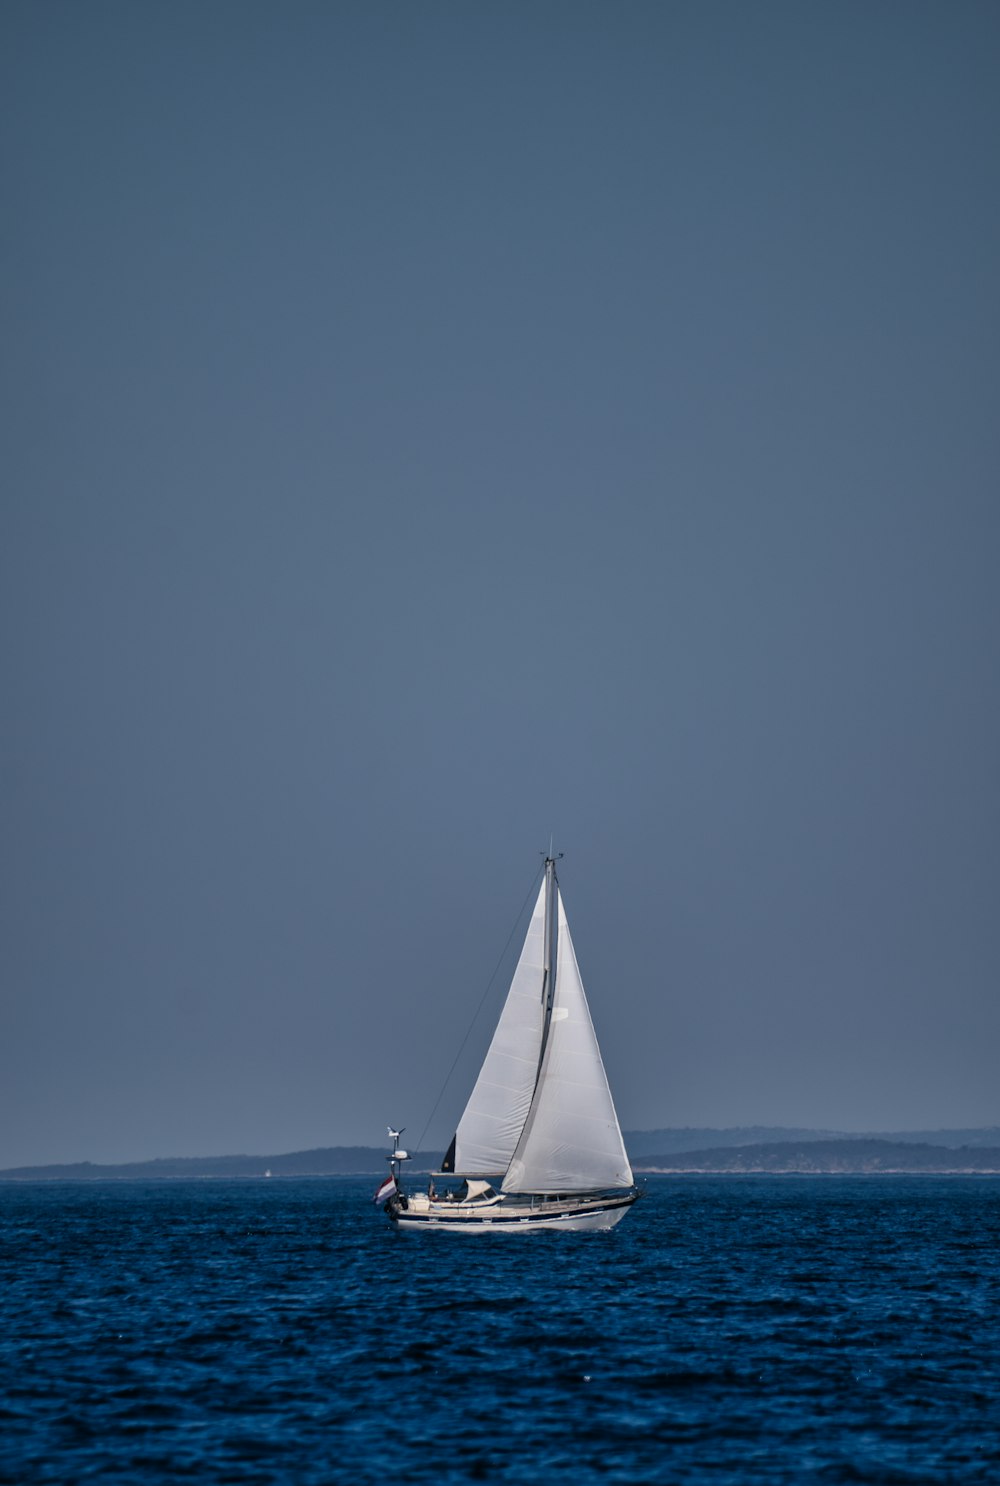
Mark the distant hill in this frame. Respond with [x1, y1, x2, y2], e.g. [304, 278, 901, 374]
[0, 1147, 438, 1182]
[623, 1126, 1000, 1155]
[637, 1139, 1000, 1173]
[3, 1130, 999, 1181]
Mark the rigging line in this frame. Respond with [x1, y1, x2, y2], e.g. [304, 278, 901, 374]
[414, 861, 545, 1160]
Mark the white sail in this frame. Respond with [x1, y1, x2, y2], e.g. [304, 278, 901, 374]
[448, 881, 547, 1175]
[502, 887, 633, 1193]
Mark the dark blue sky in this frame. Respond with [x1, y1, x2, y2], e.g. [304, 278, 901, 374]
[2, 2, 998, 1167]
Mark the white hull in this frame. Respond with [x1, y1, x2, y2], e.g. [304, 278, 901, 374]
[387, 1190, 639, 1233]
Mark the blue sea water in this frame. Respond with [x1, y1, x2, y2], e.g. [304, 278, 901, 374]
[1, 1178, 998, 1484]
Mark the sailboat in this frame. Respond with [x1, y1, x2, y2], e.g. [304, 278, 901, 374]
[378, 853, 640, 1232]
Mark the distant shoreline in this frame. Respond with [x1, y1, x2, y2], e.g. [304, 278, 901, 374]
[3, 1131, 1000, 1182]
[2, 1170, 998, 1184]
[639, 1166, 1000, 1177]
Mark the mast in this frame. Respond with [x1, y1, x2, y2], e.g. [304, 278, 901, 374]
[537, 848, 563, 1077]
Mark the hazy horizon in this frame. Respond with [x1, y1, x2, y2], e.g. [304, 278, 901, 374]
[6, 1118, 1000, 1174]
[3, 3, 998, 1171]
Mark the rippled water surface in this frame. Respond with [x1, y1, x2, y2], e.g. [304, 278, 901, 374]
[1, 1177, 998, 1484]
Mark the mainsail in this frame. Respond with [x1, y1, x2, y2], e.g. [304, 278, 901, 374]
[502, 888, 633, 1193]
[445, 881, 547, 1176]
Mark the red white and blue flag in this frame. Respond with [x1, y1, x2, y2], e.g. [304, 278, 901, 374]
[373, 1173, 397, 1206]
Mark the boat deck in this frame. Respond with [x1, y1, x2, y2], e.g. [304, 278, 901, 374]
[387, 1187, 640, 1232]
